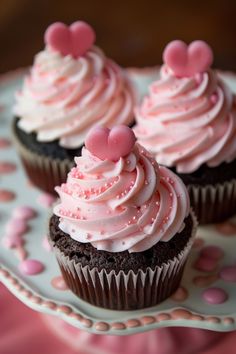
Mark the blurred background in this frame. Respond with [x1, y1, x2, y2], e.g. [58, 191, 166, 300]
[1, 0, 236, 73]
[1, 2, 236, 353]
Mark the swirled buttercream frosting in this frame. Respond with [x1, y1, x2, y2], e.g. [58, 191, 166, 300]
[54, 140, 190, 253]
[135, 42, 236, 173]
[14, 27, 134, 149]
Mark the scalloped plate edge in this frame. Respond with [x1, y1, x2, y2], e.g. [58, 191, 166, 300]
[0, 263, 235, 335]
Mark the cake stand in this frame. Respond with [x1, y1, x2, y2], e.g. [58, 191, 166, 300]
[1, 68, 236, 340]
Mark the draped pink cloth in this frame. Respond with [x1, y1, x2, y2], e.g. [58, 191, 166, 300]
[0, 283, 235, 354]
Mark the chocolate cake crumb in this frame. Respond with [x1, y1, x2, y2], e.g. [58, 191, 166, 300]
[49, 214, 193, 274]
[13, 118, 82, 161]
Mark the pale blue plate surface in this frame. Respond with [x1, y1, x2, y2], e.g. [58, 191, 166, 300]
[0, 69, 236, 335]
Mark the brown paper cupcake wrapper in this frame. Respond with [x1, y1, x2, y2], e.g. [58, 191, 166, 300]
[187, 179, 236, 224]
[12, 127, 74, 195]
[52, 211, 197, 311]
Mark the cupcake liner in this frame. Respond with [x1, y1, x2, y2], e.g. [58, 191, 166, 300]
[187, 179, 236, 224]
[51, 211, 197, 311]
[12, 125, 74, 195]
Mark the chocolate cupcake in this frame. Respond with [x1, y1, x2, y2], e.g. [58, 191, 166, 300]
[134, 40, 236, 224]
[48, 125, 196, 310]
[13, 21, 134, 195]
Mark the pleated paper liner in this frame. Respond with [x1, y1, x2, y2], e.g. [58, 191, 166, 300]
[187, 180, 236, 224]
[51, 211, 197, 311]
[12, 124, 74, 195]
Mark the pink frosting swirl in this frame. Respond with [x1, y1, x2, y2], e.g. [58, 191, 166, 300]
[14, 46, 134, 148]
[135, 65, 236, 173]
[54, 144, 190, 253]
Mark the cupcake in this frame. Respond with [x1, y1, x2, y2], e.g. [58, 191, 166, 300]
[134, 40, 236, 224]
[13, 21, 134, 194]
[48, 125, 196, 310]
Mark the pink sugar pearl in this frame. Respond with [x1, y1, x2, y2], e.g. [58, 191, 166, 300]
[0, 189, 15, 202]
[194, 256, 218, 272]
[202, 287, 228, 305]
[2, 234, 24, 248]
[220, 266, 236, 282]
[19, 259, 44, 275]
[200, 246, 224, 260]
[215, 222, 236, 236]
[51, 276, 68, 291]
[0, 138, 11, 149]
[37, 193, 56, 208]
[0, 162, 16, 174]
[5, 219, 28, 235]
[12, 206, 37, 220]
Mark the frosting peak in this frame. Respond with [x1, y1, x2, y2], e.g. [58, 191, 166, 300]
[54, 138, 190, 253]
[14, 23, 134, 149]
[135, 42, 236, 173]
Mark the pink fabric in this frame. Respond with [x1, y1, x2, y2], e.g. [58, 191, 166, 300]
[1, 282, 236, 354]
[0, 283, 78, 354]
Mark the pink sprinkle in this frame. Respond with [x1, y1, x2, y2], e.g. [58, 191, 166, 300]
[12, 206, 37, 220]
[0, 138, 11, 149]
[195, 73, 203, 85]
[220, 266, 236, 282]
[15, 247, 28, 261]
[210, 93, 218, 105]
[5, 219, 28, 235]
[51, 276, 68, 291]
[2, 234, 24, 248]
[194, 256, 218, 272]
[202, 287, 228, 305]
[193, 237, 205, 249]
[200, 246, 224, 260]
[19, 259, 44, 275]
[215, 222, 236, 236]
[0, 162, 16, 174]
[37, 193, 56, 208]
[0, 189, 15, 202]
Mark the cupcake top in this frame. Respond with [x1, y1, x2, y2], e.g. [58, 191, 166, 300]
[14, 21, 134, 149]
[134, 40, 236, 173]
[54, 125, 190, 253]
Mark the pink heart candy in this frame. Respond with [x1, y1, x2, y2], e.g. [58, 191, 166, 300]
[163, 40, 213, 77]
[44, 21, 96, 58]
[85, 126, 136, 161]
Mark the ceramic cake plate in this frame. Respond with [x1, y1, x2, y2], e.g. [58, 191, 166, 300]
[1, 68, 236, 336]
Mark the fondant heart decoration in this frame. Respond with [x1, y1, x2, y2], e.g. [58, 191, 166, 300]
[85, 126, 136, 161]
[163, 40, 213, 77]
[44, 21, 96, 58]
